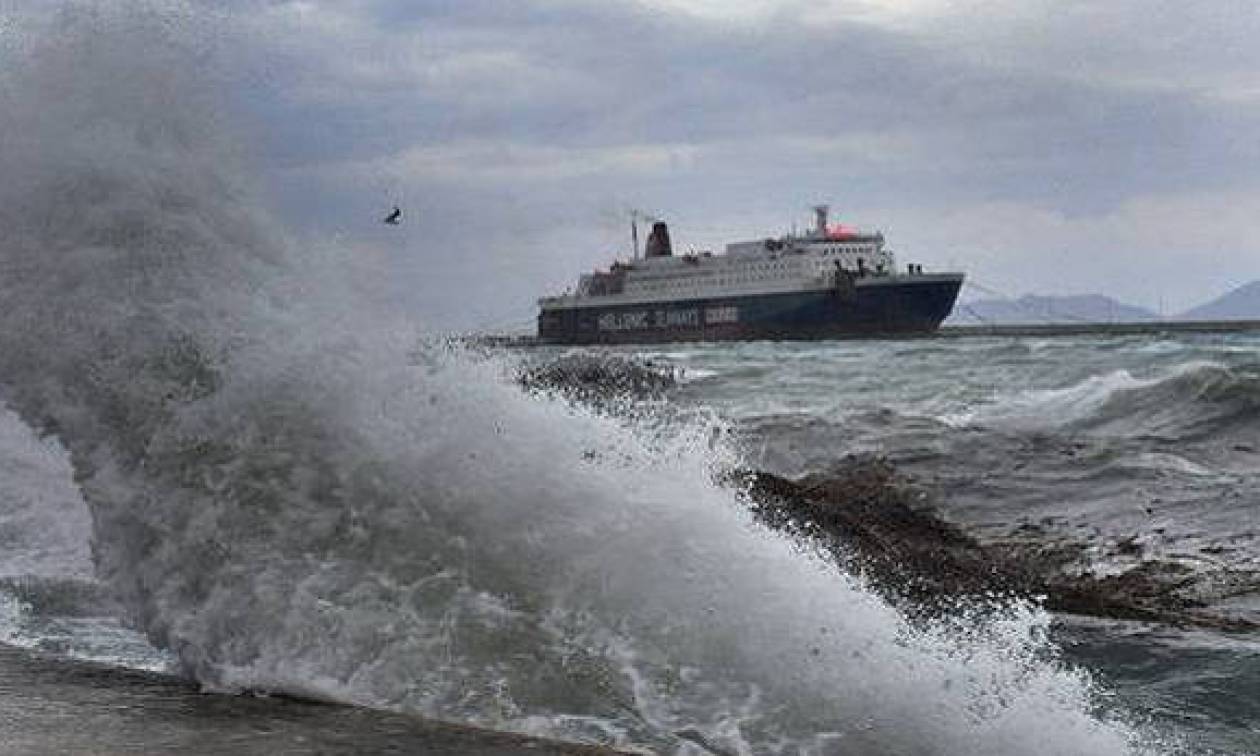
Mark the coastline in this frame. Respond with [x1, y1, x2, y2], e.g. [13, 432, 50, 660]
[0, 643, 619, 755]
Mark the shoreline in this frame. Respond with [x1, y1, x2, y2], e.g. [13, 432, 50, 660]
[0, 643, 618, 755]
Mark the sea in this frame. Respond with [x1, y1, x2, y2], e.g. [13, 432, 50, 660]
[2, 4, 1259, 755]
[4, 332, 1260, 755]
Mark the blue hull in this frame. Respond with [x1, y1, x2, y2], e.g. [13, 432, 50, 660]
[538, 275, 963, 345]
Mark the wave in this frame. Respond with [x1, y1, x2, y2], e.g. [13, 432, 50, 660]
[944, 361, 1260, 442]
[937, 369, 1156, 430]
[0, 5, 1156, 754]
[1078, 362, 1260, 441]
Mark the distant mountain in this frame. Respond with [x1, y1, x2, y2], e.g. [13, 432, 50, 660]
[947, 294, 1158, 325]
[1178, 281, 1260, 321]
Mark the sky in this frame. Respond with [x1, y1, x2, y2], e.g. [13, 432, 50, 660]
[11, 0, 1260, 330]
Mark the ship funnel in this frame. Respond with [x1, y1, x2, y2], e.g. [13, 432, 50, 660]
[814, 205, 830, 235]
[644, 221, 673, 258]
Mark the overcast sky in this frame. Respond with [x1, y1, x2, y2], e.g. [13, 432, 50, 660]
[12, 1, 1260, 329]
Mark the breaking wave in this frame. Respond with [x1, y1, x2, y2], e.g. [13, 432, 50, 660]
[1077, 363, 1260, 441]
[945, 361, 1260, 442]
[0, 5, 1157, 753]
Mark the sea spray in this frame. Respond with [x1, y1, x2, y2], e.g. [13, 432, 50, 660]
[0, 4, 1157, 753]
[0, 405, 93, 579]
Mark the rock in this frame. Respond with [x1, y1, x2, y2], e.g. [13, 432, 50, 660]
[734, 455, 1259, 630]
[516, 353, 676, 410]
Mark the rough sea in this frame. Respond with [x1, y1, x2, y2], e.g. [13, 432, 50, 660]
[6, 332, 1260, 754]
[650, 335, 1260, 754]
[2, 4, 1258, 755]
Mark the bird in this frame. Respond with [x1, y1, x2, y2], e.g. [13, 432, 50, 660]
[383, 206, 402, 225]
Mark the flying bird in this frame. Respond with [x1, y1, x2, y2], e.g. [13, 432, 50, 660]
[383, 206, 402, 225]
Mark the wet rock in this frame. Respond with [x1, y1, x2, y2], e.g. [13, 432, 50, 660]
[733, 457, 1030, 612]
[735, 455, 1260, 631]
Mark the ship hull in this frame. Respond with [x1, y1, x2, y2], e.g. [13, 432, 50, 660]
[537, 275, 963, 345]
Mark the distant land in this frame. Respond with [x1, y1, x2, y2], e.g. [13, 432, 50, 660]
[1179, 281, 1260, 321]
[948, 281, 1260, 325]
[947, 294, 1158, 325]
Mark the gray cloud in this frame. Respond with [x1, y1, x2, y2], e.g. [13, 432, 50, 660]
[10, 0, 1260, 327]
[240, 1, 1260, 201]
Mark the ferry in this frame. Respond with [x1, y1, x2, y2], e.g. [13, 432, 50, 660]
[537, 206, 963, 344]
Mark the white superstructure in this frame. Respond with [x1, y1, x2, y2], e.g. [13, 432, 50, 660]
[541, 206, 906, 310]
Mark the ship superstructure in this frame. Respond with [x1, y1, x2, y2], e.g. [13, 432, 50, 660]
[538, 206, 963, 344]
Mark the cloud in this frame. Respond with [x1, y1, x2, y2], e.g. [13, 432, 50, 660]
[877, 187, 1260, 313]
[11, 0, 1260, 329]
[241, 1, 1260, 195]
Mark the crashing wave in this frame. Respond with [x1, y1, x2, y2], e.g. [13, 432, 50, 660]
[0, 5, 1155, 754]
